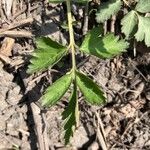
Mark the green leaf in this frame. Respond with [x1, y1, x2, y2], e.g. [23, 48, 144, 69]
[121, 10, 138, 39]
[62, 84, 78, 145]
[80, 27, 129, 59]
[76, 71, 106, 105]
[27, 37, 67, 74]
[96, 0, 122, 23]
[135, 0, 150, 13]
[135, 16, 150, 47]
[42, 72, 72, 107]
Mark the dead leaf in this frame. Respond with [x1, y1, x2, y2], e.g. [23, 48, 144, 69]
[0, 37, 15, 56]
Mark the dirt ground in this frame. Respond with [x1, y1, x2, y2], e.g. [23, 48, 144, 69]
[0, 0, 150, 150]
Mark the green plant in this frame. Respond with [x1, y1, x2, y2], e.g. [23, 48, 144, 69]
[27, 0, 128, 144]
[96, 0, 150, 47]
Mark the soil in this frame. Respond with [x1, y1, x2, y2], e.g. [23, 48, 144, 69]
[0, 0, 150, 150]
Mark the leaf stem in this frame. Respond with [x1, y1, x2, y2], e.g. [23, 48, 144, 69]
[74, 81, 79, 127]
[66, 0, 76, 78]
[66, 0, 79, 127]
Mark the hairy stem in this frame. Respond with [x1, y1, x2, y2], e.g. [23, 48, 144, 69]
[66, 0, 79, 127]
[74, 81, 79, 127]
[66, 0, 76, 77]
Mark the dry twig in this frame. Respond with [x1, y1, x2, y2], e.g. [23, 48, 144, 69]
[0, 17, 34, 33]
[0, 30, 33, 38]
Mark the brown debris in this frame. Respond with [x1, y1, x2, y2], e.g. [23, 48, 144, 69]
[0, 37, 15, 56]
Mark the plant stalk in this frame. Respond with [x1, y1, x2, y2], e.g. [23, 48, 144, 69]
[74, 81, 79, 127]
[66, 0, 79, 127]
[66, 0, 76, 77]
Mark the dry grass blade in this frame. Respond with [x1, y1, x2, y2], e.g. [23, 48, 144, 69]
[30, 103, 49, 150]
[94, 111, 107, 150]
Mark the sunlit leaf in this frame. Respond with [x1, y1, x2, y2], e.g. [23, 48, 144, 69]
[42, 72, 72, 107]
[80, 27, 129, 58]
[62, 84, 78, 144]
[27, 37, 67, 74]
[96, 0, 122, 23]
[135, 16, 150, 47]
[121, 10, 138, 39]
[76, 71, 106, 105]
[135, 0, 150, 13]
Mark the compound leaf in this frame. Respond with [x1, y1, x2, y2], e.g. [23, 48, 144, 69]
[28, 37, 67, 74]
[135, 0, 150, 13]
[42, 72, 72, 107]
[62, 84, 78, 145]
[96, 0, 122, 23]
[80, 27, 129, 58]
[76, 71, 106, 105]
[135, 16, 150, 47]
[121, 10, 138, 39]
